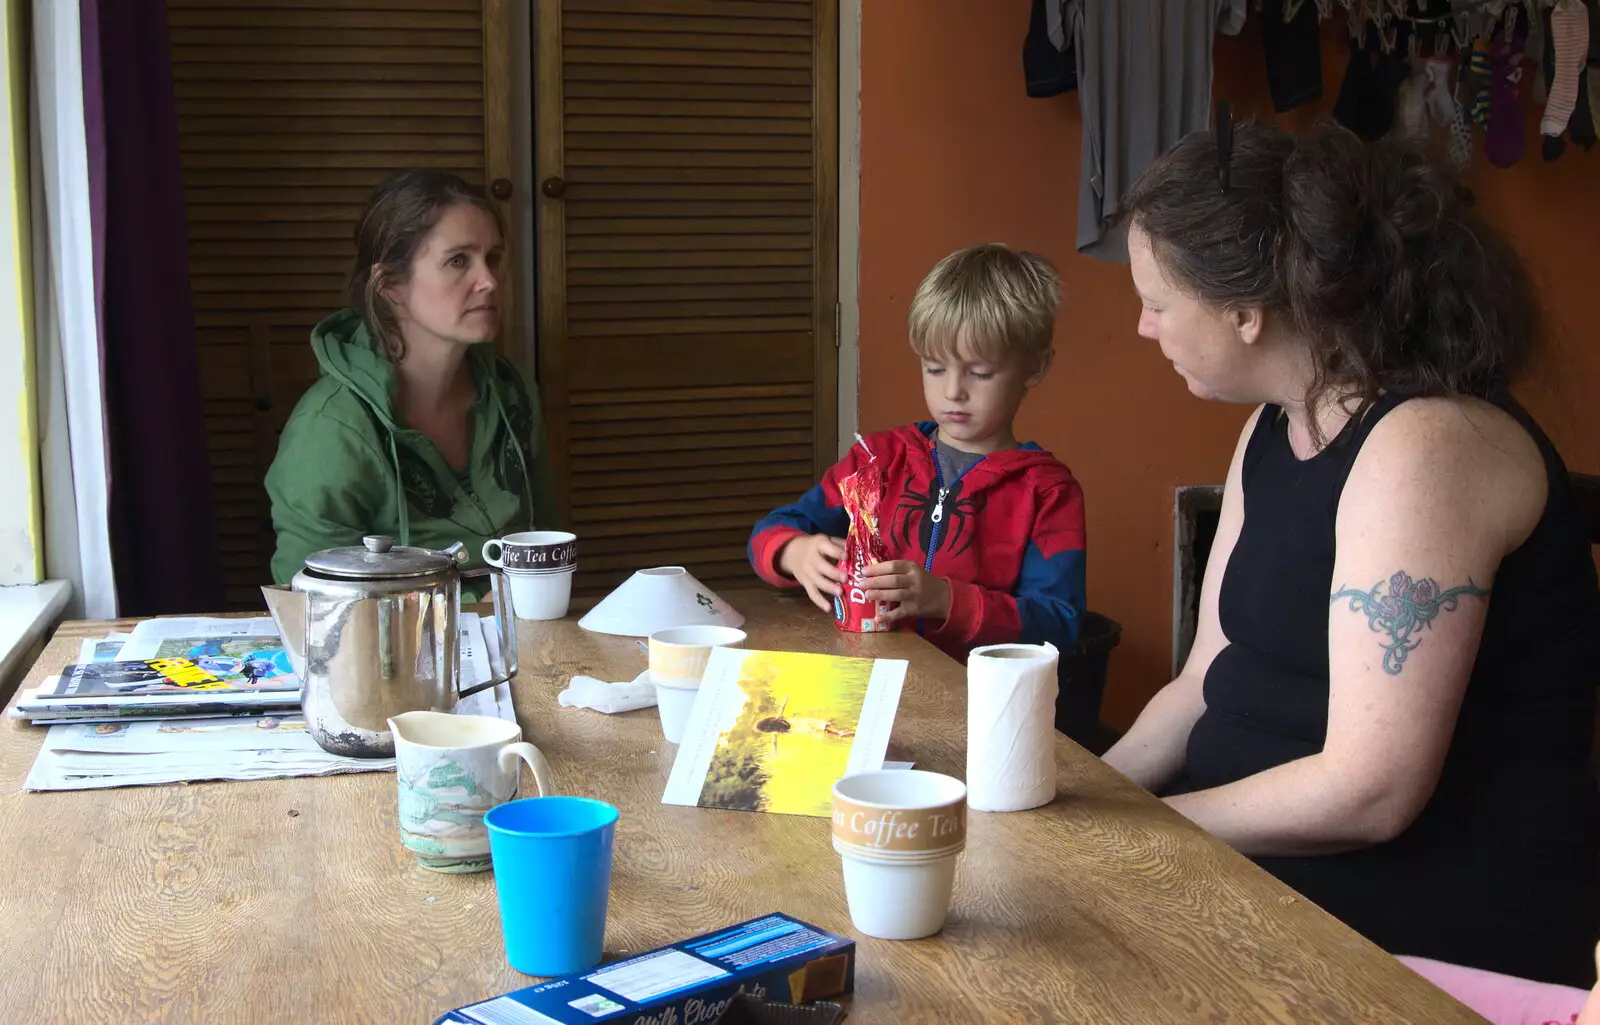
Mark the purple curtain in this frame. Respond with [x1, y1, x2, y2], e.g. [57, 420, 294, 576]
[84, 0, 224, 615]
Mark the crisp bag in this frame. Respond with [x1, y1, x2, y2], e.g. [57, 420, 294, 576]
[834, 451, 895, 632]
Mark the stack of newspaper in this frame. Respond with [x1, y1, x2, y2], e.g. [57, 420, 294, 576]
[22, 613, 514, 792]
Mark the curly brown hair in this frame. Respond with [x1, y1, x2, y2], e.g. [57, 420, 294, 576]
[1122, 121, 1541, 438]
[347, 169, 504, 363]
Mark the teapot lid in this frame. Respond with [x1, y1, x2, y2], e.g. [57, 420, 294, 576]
[303, 535, 460, 580]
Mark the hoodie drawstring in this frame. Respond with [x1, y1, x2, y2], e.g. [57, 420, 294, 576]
[486, 380, 536, 528]
[387, 432, 411, 545]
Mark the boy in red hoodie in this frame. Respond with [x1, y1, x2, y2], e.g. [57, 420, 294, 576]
[749, 243, 1086, 662]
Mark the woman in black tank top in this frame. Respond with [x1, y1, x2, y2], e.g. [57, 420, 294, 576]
[1104, 123, 1600, 987]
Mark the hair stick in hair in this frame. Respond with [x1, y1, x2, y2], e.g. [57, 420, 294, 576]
[1215, 99, 1234, 194]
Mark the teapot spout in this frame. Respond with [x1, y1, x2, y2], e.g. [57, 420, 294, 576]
[260, 585, 308, 683]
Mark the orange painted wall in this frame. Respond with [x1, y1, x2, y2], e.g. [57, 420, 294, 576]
[857, 3, 1600, 730]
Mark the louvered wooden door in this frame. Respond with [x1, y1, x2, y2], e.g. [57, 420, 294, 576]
[167, 0, 513, 607]
[535, 0, 839, 599]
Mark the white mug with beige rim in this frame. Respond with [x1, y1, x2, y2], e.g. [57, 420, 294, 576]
[388, 710, 554, 873]
[648, 625, 747, 743]
[831, 769, 968, 940]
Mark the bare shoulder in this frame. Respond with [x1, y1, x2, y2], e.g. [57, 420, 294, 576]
[1345, 396, 1547, 553]
[1222, 404, 1269, 485]
[1213, 405, 1268, 513]
[1235, 404, 1269, 455]
[1359, 396, 1543, 482]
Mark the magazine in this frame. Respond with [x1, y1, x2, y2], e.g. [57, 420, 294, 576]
[16, 661, 301, 719]
[661, 648, 906, 818]
[116, 616, 280, 653]
[16, 617, 297, 721]
[24, 614, 514, 791]
[76, 633, 130, 665]
[11, 698, 298, 726]
[16, 611, 511, 725]
[48, 657, 296, 698]
[112, 618, 294, 689]
[15, 686, 301, 721]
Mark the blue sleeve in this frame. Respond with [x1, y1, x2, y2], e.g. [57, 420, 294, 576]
[753, 482, 848, 541]
[934, 477, 1087, 650]
[748, 482, 850, 585]
[1015, 544, 1086, 650]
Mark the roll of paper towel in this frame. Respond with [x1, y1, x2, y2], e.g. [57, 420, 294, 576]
[966, 641, 1059, 812]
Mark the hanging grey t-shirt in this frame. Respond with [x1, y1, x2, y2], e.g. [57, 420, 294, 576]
[1070, 0, 1247, 261]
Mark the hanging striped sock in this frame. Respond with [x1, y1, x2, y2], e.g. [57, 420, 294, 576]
[1446, 54, 1476, 173]
[1541, 0, 1590, 137]
[1487, 28, 1529, 168]
[1468, 40, 1493, 128]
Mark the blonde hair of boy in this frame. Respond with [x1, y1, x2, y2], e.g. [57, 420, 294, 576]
[907, 243, 1061, 369]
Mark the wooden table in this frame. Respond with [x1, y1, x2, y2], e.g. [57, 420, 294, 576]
[0, 590, 1479, 1023]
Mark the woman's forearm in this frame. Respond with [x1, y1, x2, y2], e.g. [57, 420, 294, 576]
[1164, 752, 1413, 857]
[1101, 675, 1206, 792]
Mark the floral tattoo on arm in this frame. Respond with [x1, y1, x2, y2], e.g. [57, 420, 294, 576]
[1330, 571, 1489, 676]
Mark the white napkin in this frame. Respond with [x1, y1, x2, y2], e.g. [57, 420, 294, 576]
[559, 671, 658, 714]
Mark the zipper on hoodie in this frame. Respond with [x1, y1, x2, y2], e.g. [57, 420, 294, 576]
[919, 438, 983, 636]
[459, 478, 490, 521]
[924, 448, 948, 577]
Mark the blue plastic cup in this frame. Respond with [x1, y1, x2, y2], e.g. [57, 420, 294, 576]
[484, 796, 619, 977]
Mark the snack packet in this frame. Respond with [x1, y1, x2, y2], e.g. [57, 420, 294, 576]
[834, 439, 895, 632]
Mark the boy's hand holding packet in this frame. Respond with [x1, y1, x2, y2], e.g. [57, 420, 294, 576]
[778, 533, 846, 613]
[778, 439, 920, 633]
[832, 443, 897, 633]
[860, 560, 949, 627]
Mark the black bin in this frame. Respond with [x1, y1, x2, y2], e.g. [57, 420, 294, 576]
[1054, 611, 1122, 753]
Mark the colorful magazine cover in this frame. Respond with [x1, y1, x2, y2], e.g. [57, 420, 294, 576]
[152, 636, 296, 688]
[662, 648, 906, 818]
[47, 646, 296, 700]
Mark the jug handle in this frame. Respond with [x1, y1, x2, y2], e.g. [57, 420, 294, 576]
[459, 566, 519, 698]
[497, 741, 553, 799]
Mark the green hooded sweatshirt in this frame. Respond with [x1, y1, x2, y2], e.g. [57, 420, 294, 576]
[266, 309, 559, 600]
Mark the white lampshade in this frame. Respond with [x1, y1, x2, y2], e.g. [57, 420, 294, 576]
[578, 566, 746, 637]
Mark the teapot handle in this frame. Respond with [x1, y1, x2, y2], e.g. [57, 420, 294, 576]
[458, 566, 519, 698]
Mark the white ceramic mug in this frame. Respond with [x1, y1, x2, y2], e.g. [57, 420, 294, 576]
[829, 769, 966, 939]
[647, 626, 747, 744]
[388, 710, 554, 874]
[831, 769, 967, 858]
[482, 530, 577, 573]
[838, 846, 960, 940]
[647, 625, 748, 685]
[506, 567, 575, 621]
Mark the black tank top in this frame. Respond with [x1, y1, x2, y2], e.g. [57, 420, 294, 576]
[1187, 393, 1600, 986]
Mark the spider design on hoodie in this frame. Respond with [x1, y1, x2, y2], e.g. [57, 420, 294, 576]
[893, 479, 983, 559]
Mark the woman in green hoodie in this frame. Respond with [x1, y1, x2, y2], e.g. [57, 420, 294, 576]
[266, 170, 558, 597]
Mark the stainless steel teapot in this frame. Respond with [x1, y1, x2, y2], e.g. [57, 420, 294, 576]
[261, 535, 518, 758]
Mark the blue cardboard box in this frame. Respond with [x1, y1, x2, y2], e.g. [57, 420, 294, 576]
[436, 914, 856, 1025]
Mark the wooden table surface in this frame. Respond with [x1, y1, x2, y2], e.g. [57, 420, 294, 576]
[0, 590, 1479, 1024]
